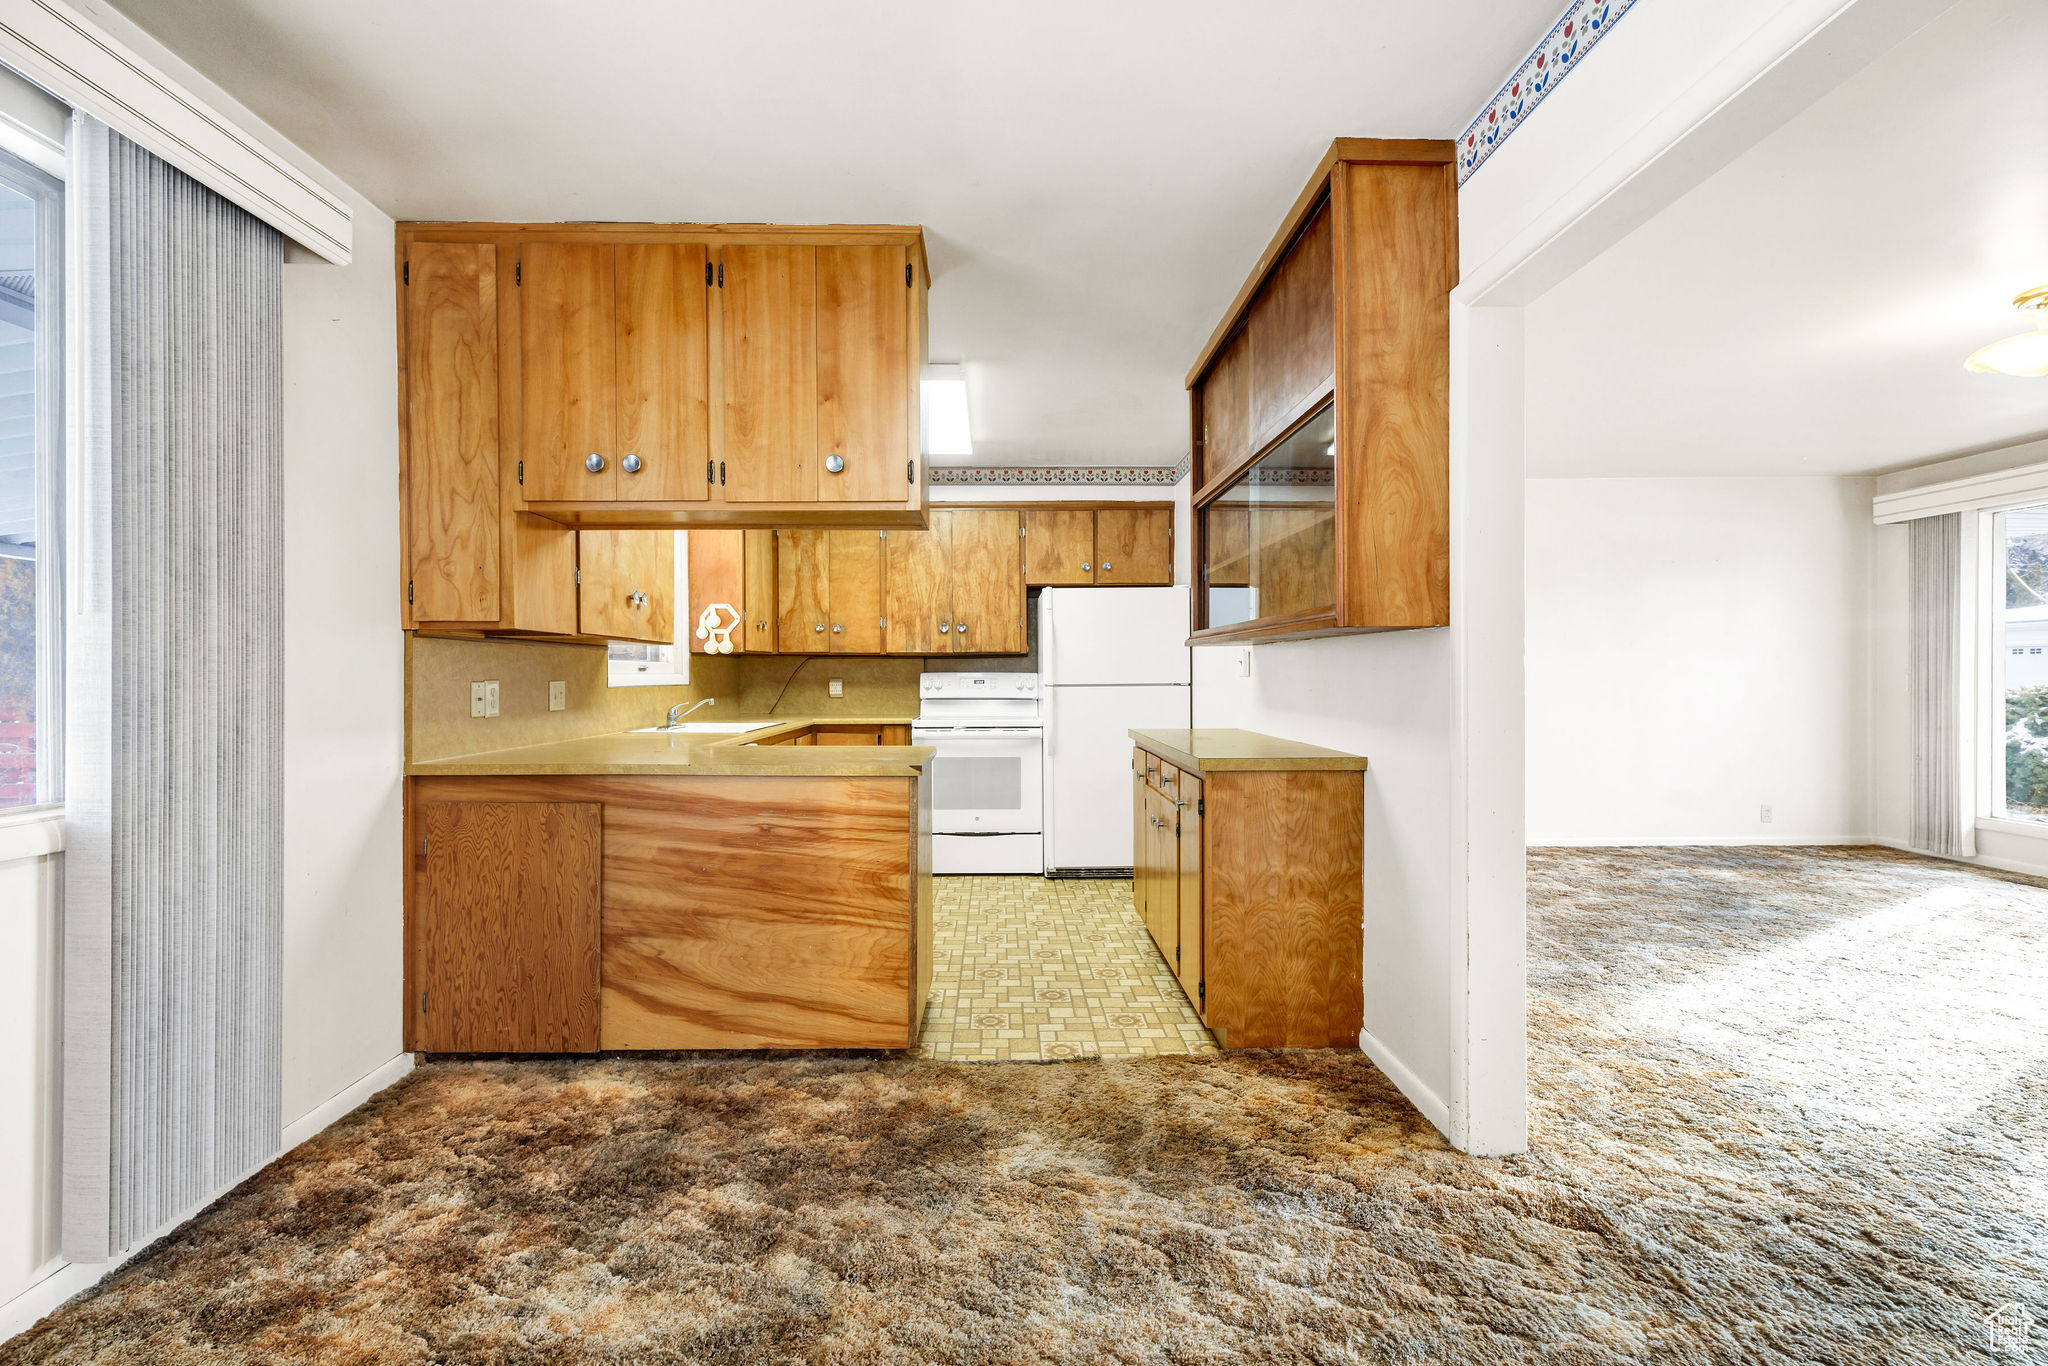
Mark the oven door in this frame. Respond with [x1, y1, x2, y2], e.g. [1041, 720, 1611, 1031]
[913, 726, 1044, 836]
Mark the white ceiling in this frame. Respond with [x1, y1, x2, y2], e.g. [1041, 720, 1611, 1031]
[1525, 0, 2048, 480]
[108, 0, 1558, 469]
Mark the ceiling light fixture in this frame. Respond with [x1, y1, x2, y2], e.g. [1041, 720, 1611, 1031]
[1965, 286, 2048, 377]
[921, 363, 973, 457]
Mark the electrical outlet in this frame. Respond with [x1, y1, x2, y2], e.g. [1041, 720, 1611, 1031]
[484, 680, 501, 717]
[470, 682, 488, 718]
[1759, 805, 1773, 823]
[828, 678, 844, 699]
[549, 681, 566, 711]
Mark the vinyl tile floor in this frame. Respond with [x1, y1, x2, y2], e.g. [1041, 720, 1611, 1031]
[914, 876, 1219, 1061]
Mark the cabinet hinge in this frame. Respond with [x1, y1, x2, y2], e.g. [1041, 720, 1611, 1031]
[905, 263, 913, 287]
[1197, 797, 1205, 816]
[719, 461, 726, 486]
[1175, 944, 1181, 964]
[402, 260, 409, 286]
[717, 262, 724, 287]
[907, 459, 914, 484]
[419, 990, 427, 1015]
[1198, 980, 1205, 1004]
[706, 459, 714, 486]
[705, 261, 713, 287]
[575, 567, 581, 585]
[1019, 525, 1026, 538]
[517, 459, 524, 486]
[407, 580, 413, 605]
[515, 259, 522, 286]
[879, 617, 887, 628]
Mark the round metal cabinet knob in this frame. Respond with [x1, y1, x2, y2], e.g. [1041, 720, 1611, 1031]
[621, 453, 643, 474]
[956, 622, 968, 635]
[585, 453, 607, 473]
[832, 624, 842, 634]
[1082, 562, 1092, 572]
[1102, 562, 1113, 572]
[939, 622, 951, 634]
[824, 454, 845, 474]
[814, 623, 826, 633]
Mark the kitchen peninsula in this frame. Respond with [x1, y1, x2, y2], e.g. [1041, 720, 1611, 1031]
[404, 717, 932, 1055]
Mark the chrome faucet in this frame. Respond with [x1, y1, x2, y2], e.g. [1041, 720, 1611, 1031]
[666, 698, 715, 728]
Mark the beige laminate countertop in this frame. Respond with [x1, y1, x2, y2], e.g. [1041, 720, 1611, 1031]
[1129, 728, 1369, 774]
[407, 716, 930, 778]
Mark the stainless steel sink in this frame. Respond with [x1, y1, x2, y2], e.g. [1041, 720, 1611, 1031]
[629, 721, 778, 735]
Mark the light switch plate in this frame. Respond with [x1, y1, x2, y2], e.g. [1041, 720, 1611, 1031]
[549, 681, 566, 711]
[483, 680, 501, 717]
[1236, 648, 1252, 678]
[470, 682, 488, 718]
[828, 678, 844, 699]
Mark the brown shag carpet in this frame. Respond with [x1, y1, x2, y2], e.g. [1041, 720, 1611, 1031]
[6, 847, 2046, 1364]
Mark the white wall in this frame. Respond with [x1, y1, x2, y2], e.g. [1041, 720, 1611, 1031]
[2, 15, 406, 1340]
[1525, 476, 1877, 845]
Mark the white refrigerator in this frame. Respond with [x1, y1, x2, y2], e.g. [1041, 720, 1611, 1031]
[1039, 588, 1192, 875]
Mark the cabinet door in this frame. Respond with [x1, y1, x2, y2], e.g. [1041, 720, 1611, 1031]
[720, 244, 816, 503]
[883, 522, 951, 654]
[744, 530, 778, 651]
[412, 801, 601, 1052]
[944, 509, 1024, 653]
[1247, 201, 1335, 449]
[521, 243, 618, 502]
[579, 530, 675, 644]
[1206, 506, 1251, 587]
[776, 529, 830, 652]
[615, 243, 710, 502]
[405, 242, 501, 622]
[1094, 508, 1172, 585]
[828, 530, 885, 653]
[1175, 773, 1203, 1015]
[686, 530, 745, 654]
[816, 245, 910, 503]
[1132, 750, 1149, 925]
[1198, 326, 1252, 481]
[1023, 509, 1094, 585]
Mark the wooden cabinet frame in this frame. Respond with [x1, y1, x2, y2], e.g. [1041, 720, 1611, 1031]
[396, 222, 930, 554]
[1184, 139, 1457, 645]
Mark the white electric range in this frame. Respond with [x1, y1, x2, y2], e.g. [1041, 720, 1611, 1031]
[913, 673, 1044, 874]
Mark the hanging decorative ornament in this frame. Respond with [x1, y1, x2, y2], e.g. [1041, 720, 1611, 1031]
[694, 603, 741, 654]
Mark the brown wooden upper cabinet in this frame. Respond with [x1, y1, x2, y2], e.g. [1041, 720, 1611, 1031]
[397, 224, 930, 635]
[1021, 506, 1173, 587]
[775, 529, 886, 654]
[578, 530, 675, 645]
[1187, 139, 1455, 643]
[686, 529, 777, 653]
[883, 509, 1024, 654]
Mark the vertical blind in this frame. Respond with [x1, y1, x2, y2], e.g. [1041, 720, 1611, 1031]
[62, 114, 284, 1260]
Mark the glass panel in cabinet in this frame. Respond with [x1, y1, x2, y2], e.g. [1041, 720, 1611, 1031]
[1202, 402, 1336, 629]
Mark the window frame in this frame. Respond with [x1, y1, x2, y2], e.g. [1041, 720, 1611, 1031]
[0, 144, 64, 813]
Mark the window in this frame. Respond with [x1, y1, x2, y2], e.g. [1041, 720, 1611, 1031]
[0, 149, 60, 809]
[1991, 504, 2048, 823]
[607, 532, 690, 688]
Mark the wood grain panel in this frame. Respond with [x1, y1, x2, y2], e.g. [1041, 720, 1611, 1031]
[1256, 505, 1338, 620]
[597, 776, 916, 1049]
[405, 242, 501, 622]
[1094, 507, 1172, 586]
[721, 244, 817, 503]
[1203, 771, 1362, 1048]
[1197, 327, 1252, 485]
[776, 529, 829, 651]
[816, 245, 909, 503]
[687, 529, 745, 654]
[1207, 506, 1249, 587]
[828, 529, 885, 652]
[579, 530, 675, 644]
[412, 801, 601, 1052]
[1248, 202, 1335, 450]
[815, 726, 882, 745]
[744, 530, 778, 650]
[615, 243, 709, 502]
[1023, 509, 1094, 585]
[1176, 773, 1204, 1016]
[883, 519, 950, 654]
[509, 512, 578, 634]
[944, 509, 1023, 653]
[1334, 161, 1451, 629]
[880, 724, 911, 746]
[520, 243, 618, 501]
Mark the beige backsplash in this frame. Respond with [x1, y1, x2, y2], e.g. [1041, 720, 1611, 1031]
[409, 601, 1039, 761]
[407, 635, 742, 763]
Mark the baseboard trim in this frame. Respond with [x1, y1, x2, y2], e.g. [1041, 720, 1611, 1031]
[282, 1052, 415, 1151]
[1358, 1026, 1450, 1139]
[1527, 835, 1876, 848]
[3, 1052, 418, 1348]
[1871, 836, 2048, 880]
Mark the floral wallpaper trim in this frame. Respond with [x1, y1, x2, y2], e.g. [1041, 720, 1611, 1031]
[930, 458, 1188, 487]
[1457, 0, 1641, 184]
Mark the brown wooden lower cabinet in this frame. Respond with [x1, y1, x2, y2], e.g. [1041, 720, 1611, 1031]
[405, 770, 932, 1052]
[1130, 736, 1364, 1048]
